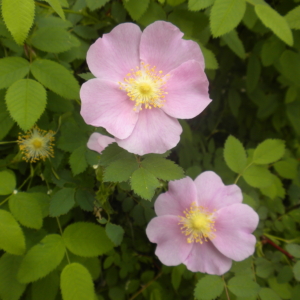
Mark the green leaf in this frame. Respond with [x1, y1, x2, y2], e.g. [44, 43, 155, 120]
[0, 209, 26, 255]
[123, 0, 150, 20]
[194, 275, 224, 300]
[253, 139, 285, 164]
[286, 244, 300, 258]
[130, 168, 160, 200]
[167, 0, 186, 5]
[246, 54, 261, 92]
[188, 0, 214, 11]
[0, 95, 14, 140]
[49, 188, 75, 217]
[137, 1, 166, 27]
[210, 0, 246, 37]
[259, 288, 281, 300]
[2, 0, 35, 44]
[286, 100, 300, 136]
[60, 263, 94, 300]
[31, 28, 79, 53]
[86, 0, 110, 11]
[18, 234, 65, 283]
[255, 5, 293, 46]
[36, 15, 72, 28]
[9, 192, 43, 229]
[5, 79, 47, 131]
[99, 143, 132, 167]
[63, 222, 114, 257]
[243, 165, 274, 188]
[224, 135, 247, 173]
[285, 86, 298, 104]
[78, 72, 95, 81]
[274, 159, 298, 179]
[44, 0, 65, 20]
[268, 277, 292, 299]
[32, 272, 60, 300]
[261, 36, 285, 67]
[172, 264, 185, 291]
[228, 275, 260, 297]
[75, 189, 94, 212]
[0, 170, 16, 195]
[293, 261, 300, 281]
[200, 45, 219, 70]
[69, 146, 88, 176]
[260, 174, 285, 200]
[30, 59, 80, 100]
[0, 57, 30, 89]
[105, 223, 124, 246]
[280, 51, 300, 87]
[141, 157, 184, 181]
[103, 156, 138, 182]
[0, 253, 26, 300]
[285, 6, 300, 30]
[221, 30, 246, 59]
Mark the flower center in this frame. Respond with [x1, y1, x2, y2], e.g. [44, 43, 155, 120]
[119, 62, 168, 111]
[178, 202, 216, 244]
[32, 139, 42, 149]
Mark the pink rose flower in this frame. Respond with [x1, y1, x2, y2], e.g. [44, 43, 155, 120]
[87, 132, 115, 154]
[80, 21, 211, 155]
[146, 171, 259, 275]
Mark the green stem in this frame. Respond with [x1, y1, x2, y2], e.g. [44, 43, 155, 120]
[0, 195, 11, 206]
[56, 217, 71, 264]
[0, 141, 17, 145]
[233, 162, 254, 184]
[222, 276, 230, 300]
[129, 271, 163, 300]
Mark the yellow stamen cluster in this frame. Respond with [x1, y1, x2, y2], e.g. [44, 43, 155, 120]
[179, 202, 216, 244]
[119, 62, 168, 111]
[17, 126, 55, 163]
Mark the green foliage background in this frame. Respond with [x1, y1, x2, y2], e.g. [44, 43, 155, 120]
[0, 0, 300, 299]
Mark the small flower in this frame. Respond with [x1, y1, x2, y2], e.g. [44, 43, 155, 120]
[146, 171, 259, 275]
[18, 126, 55, 163]
[80, 21, 211, 155]
[87, 132, 115, 154]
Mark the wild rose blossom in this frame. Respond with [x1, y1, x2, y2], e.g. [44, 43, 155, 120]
[87, 132, 115, 154]
[80, 21, 211, 155]
[146, 171, 259, 275]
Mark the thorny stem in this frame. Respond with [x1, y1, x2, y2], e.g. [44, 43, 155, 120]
[56, 217, 71, 264]
[261, 235, 295, 261]
[222, 276, 230, 300]
[129, 271, 163, 300]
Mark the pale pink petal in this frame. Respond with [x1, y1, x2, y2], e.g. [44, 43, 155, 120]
[87, 133, 115, 154]
[80, 79, 138, 139]
[146, 215, 192, 266]
[194, 171, 242, 211]
[162, 60, 211, 119]
[184, 241, 232, 275]
[87, 23, 142, 81]
[140, 21, 205, 74]
[115, 108, 182, 155]
[211, 204, 259, 261]
[155, 177, 197, 217]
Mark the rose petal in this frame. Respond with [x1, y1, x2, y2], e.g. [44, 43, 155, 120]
[211, 203, 259, 261]
[140, 21, 205, 74]
[155, 177, 197, 216]
[162, 60, 211, 119]
[184, 241, 232, 275]
[87, 23, 142, 81]
[80, 79, 138, 139]
[146, 215, 192, 266]
[87, 132, 115, 154]
[116, 108, 182, 155]
[194, 171, 242, 210]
